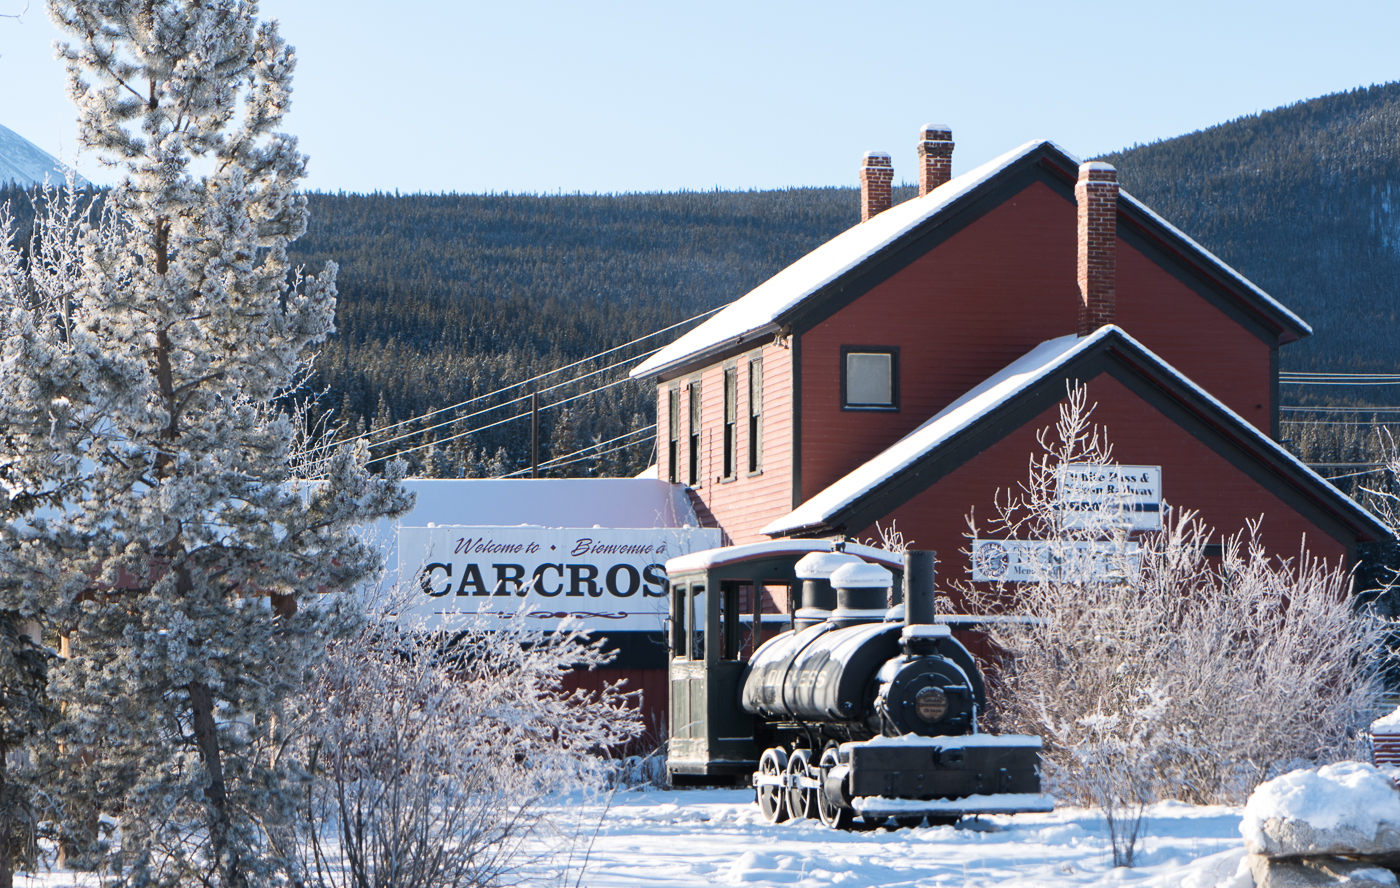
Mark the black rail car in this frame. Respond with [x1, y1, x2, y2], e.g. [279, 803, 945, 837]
[664, 543, 1051, 829]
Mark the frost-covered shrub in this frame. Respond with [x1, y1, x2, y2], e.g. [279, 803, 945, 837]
[963, 384, 1387, 866]
[295, 597, 643, 888]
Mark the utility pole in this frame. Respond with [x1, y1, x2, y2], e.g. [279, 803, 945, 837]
[531, 391, 540, 479]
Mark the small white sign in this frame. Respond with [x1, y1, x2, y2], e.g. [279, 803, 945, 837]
[971, 538, 1140, 583]
[1055, 464, 1163, 531]
[398, 525, 722, 632]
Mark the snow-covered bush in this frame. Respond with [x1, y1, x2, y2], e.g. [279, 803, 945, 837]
[963, 384, 1386, 866]
[294, 595, 643, 888]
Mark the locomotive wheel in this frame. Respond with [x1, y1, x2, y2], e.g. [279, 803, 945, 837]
[785, 748, 818, 820]
[894, 815, 925, 829]
[756, 747, 790, 823]
[815, 747, 854, 830]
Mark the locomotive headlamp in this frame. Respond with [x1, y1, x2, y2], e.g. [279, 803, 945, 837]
[913, 686, 949, 722]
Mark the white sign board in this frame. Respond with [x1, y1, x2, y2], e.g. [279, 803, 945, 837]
[1055, 464, 1162, 531]
[398, 526, 722, 632]
[971, 538, 1140, 583]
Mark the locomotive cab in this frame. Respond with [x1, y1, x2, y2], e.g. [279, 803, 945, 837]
[663, 540, 903, 783]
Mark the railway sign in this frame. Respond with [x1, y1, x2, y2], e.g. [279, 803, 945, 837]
[1055, 464, 1162, 531]
[971, 538, 1140, 583]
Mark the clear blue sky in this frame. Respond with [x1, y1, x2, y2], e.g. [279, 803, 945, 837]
[4, 0, 1399, 194]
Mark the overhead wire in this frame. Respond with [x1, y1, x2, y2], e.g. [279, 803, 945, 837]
[337, 345, 662, 455]
[496, 425, 656, 478]
[364, 374, 644, 466]
[345, 303, 724, 444]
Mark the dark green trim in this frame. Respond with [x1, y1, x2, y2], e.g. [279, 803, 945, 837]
[1114, 211, 1287, 348]
[1270, 345, 1280, 441]
[1115, 198, 1311, 345]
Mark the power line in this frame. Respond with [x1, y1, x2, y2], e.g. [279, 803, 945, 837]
[1281, 373, 1400, 384]
[496, 425, 656, 478]
[346, 304, 723, 443]
[364, 374, 644, 466]
[1305, 462, 1387, 468]
[1281, 419, 1400, 427]
[343, 345, 661, 454]
[1280, 406, 1400, 414]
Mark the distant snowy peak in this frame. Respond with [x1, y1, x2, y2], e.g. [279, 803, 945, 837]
[0, 123, 89, 188]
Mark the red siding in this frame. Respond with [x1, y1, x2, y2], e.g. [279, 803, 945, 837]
[1116, 240, 1273, 431]
[851, 374, 1348, 606]
[799, 180, 1279, 503]
[663, 342, 795, 544]
[801, 181, 1078, 502]
[562, 666, 669, 752]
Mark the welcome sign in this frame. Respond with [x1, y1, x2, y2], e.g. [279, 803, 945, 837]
[398, 525, 722, 632]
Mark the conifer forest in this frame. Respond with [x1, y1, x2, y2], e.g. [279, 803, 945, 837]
[7, 84, 1400, 487]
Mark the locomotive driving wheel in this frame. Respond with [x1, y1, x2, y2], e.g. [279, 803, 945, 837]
[815, 746, 854, 830]
[756, 747, 790, 823]
[785, 748, 817, 820]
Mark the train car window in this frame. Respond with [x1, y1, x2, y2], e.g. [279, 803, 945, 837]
[719, 581, 744, 660]
[687, 584, 704, 661]
[755, 582, 793, 649]
[671, 583, 687, 658]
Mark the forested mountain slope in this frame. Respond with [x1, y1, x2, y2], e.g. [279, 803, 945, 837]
[6, 83, 1399, 480]
[1103, 83, 1400, 489]
[1102, 82, 1400, 374]
[286, 188, 913, 476]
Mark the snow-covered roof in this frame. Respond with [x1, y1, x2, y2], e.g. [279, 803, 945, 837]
[665, 539, 904, 575]
[398, 478, 702, 529]
[631, 140, 1072, 379]
[632, 140, 1309, 380]
[763, 325, 1383, 538]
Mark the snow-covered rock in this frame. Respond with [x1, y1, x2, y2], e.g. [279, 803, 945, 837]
[1374, 706, 1400, 732]
[1245, 853, 1397, 888]
[1242, 762, 1400, 862]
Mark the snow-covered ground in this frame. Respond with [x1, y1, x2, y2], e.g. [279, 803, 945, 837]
[15, 788, 1254, 888]
[563, 788, 1251, 888]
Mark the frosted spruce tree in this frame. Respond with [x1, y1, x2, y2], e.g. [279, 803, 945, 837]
[0, 2, 411, 885]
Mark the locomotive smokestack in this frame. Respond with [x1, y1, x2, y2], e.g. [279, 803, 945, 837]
[903, 550, 937, 626]
[902, 550, 947, 656]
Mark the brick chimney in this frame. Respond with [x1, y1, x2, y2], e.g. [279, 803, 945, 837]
[917, 124, 954, 196]
[1076, 161, 1118, 335]
[860, 152, 893, 222]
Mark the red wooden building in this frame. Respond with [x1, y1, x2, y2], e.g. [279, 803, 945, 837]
[630, 128, 1387, 583]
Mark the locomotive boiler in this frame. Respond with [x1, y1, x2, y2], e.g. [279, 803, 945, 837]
[664, 541, 1051, 829]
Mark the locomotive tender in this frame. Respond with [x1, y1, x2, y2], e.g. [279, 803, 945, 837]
[665, 541, 1051, 829]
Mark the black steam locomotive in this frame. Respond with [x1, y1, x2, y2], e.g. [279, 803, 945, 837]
[664, 541, 1050, 829]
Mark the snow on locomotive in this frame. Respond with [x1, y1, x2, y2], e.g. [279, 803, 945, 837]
[664, 541, 1051, 829]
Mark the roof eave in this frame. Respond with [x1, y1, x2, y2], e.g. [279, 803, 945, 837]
[630, 322, 782, 381]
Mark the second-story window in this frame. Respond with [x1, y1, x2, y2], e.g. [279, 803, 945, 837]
[842, 346, 899, 411]
[667, 387, 680, 483]
[722, 366, 737, 480]
[748, 357, 762, 473]
[688, 381, 701, 486]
